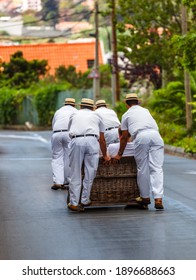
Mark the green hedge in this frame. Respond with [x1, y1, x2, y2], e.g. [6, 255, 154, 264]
[0, 87, 26, 124]
[0, 81, 71, 126]
[34, 82, 70, 126]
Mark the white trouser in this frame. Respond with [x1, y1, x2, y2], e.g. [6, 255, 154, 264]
[105, 128, 119, 146]
[134, 129, 164, 199]
[51, 131, 71, 185]
[69, 136, 99, 206]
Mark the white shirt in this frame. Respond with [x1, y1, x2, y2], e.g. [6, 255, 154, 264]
[68, 109, 105, 138]
[52, 105, 77, 131]
[95, 107, 120, 129]
[121, 105, 159, 139]
[107, 142, 135, 157]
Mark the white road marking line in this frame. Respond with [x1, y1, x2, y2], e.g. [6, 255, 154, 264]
[184, 170, 196, 175]
[1, 158, 51, 160]
[0, 134, 49, 143]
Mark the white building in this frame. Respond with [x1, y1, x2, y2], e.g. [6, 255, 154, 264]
[21, 0, 42, 12]
[0, 16, 23, 36]
[0, 0, 42, 13]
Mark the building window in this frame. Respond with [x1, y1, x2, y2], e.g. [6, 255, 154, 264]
[87, 59, 94, 69]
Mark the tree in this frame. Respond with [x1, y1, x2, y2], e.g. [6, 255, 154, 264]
[117, 0, 182, 84]
[1, 51, 48, 88]
[171, 0, 196, 130]
[55, 65, 79, 87]
[172, 0, 196, 72]
[42, 0, 59, 27]
[115, 0, 196, 130]
[183, 0, 196, 10]
[55, 64, 116, 89]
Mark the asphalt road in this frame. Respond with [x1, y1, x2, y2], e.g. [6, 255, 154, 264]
[0, 130, 196, 260]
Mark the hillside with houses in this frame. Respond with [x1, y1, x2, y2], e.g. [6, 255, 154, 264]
[0, 0, 94, 39]
[0, 1, 109, 77]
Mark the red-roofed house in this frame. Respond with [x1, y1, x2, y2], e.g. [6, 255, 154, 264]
[0, 39, 104, 75]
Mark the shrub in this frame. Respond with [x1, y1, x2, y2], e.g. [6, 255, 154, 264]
[34, 82, 70, 126]
[114, 101, 127, 120]
[148, 81, 186, 125]
[178, 136, 196, 154]
[0, 87, 26, 124]
[2, 51, 48, 88]
[158, 122, 187, 145]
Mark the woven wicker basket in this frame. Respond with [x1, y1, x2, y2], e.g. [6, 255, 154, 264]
[89, 156, 140, 206]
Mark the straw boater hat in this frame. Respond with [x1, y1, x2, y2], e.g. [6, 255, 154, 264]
[125, 93, 140, 101]
[95, 99, 108, 108]
[79, 98, 94, 107]
[64, 98, 76, 105]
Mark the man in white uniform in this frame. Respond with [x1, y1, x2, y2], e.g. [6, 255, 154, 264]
[51, 98, 77, 190]
[68, 98, 110, 212]
[95, 100, 120, 146]
[107, 127, 135, 157]
[113, 93, 164, 210]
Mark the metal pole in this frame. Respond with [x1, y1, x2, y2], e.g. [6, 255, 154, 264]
[111, 0, 120, 104]
[93, 0, 100, 101]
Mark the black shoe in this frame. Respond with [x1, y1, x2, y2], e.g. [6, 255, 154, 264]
[51, 184, 62, 190]
[81, 200, 92, 207]
[67, 203, 84, 212]
[135, 197, 151, 206]
[154, 198, 164, 210]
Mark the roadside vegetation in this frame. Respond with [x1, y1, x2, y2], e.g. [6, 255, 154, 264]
[114, 0, 196, 154]
[0, 0, 195, 154]
[0, 51, 126, 126]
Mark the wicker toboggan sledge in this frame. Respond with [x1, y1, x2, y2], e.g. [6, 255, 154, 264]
[89, 156, 140, 206]
[67, 156, 141, 208]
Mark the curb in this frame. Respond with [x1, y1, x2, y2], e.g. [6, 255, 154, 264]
[164, 144, 196, 160]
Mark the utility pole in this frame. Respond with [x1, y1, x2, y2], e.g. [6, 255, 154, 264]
[181, 4, 192, 130]
[93, 0, 100, 101]
[111, 0, 120, 105]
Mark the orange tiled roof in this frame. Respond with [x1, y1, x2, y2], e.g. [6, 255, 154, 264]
[0, 40, 104, 75]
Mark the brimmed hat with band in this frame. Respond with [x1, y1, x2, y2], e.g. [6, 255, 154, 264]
[95, 99, 108, 108]
[64, 98, 76, 105]
[79, 98, 94, 107]
[125, 93, 139, 101]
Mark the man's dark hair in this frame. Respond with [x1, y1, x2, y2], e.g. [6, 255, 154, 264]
[80, 105, 93, 110]
[125, 99, 139, 106]
[65, 104, 75, 107]
[97, 105, 107, 108]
